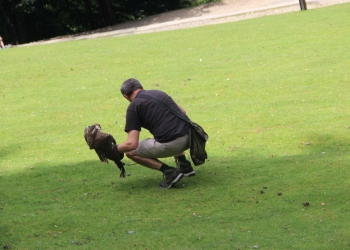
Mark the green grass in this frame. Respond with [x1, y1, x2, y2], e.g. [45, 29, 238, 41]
[1, 3, 350, 249]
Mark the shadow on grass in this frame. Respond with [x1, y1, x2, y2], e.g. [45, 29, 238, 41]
[2, 131, 349, 192]
[1, 133, 349, 249]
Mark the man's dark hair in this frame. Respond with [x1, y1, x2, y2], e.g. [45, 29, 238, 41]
[120, 78, 143, 97]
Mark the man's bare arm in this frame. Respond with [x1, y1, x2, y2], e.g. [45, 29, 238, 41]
[117, 130, 139, 152]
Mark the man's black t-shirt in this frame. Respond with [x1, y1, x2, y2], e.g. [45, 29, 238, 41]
[124, 90, 189, 143]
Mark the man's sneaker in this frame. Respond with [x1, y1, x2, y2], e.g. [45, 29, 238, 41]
[175, 158, 196, 177]
[159, 168, 183, 189]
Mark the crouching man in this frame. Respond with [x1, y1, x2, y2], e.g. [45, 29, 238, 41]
[116, 78, 195, 189]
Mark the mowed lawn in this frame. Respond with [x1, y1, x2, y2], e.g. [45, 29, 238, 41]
[1, 3, 350, 249]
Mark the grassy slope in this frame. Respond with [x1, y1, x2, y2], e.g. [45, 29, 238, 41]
[1, 3, 350, 249]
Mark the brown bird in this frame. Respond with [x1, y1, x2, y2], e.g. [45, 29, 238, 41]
[84, 124, 126, 178]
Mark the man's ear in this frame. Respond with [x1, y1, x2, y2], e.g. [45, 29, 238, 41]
[123, 94, 131, 102]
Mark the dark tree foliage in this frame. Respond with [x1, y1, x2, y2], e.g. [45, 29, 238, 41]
[0, 0, 193, 45]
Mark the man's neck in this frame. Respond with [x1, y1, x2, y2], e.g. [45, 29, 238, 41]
[129, 89, 143, 101]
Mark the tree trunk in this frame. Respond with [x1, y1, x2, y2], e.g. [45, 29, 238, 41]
[97, 0, 117, 26]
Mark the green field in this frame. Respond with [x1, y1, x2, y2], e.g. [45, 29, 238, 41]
[1, 3, 350, 249]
